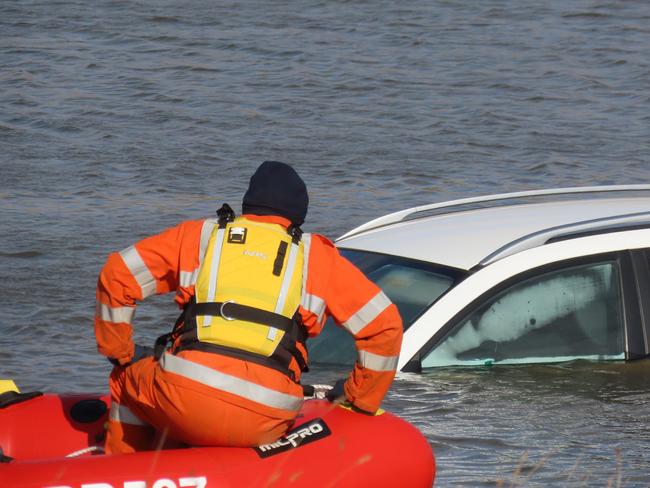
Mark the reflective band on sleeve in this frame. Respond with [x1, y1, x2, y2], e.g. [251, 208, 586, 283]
[120, 246, 157, 299]
[358, 350, 399, 372]
[179, 269, 199, 288]
[299, 234, 327, 323]
[109, 403, 148, 426]
[204, 227, 226, 327]
[160, 353, 303, 412]
[302, 293, 326, 325]
[179, 219, 216, 289]
[342, 291, 392, 336]
[96, 302, 135, 324]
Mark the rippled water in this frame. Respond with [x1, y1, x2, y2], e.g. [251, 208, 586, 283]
[2, 0, 650, 485]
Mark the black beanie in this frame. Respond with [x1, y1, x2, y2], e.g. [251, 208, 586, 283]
[242, 161, 309, 226]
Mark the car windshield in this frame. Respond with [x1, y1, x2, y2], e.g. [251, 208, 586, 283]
[308, 249, 462, 366]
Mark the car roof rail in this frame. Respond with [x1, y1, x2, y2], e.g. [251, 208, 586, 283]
[337, 184, 650, 241]
[478, 210, 650, 267]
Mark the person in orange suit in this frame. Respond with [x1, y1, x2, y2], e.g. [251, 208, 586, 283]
[95, 161, 403, 454]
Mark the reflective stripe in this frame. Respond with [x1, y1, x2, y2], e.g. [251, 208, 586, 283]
[204, 227, 226, 326]
[358, 350, 399, 372]
[200, 219, 218, 261]
[271, 240, 300, 340]
[179, 269, 199, 288]
[109, 403, 148, 426]
[120, 246, 156, 299]
[178, 219, 216, 289]
[342, 291, 392, 336]
[160, 353, 303, 412]
[300, 234, 311, 301]
[96, 302, 135, 324]
[299, 234, 327, 323]
[275, 241, 300, 314]
[302, 292, 326, 324]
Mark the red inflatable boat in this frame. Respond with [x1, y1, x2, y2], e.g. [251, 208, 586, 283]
[0, 386, 435, 488]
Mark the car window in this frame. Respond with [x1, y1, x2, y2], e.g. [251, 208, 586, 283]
[422, 261, 625, 368]
[308, 249, 461, 365]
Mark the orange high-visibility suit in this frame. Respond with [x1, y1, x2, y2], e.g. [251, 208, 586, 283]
[95, 214, 403, 454]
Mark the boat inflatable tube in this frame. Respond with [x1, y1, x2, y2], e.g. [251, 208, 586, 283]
[0, 393, 435, 487]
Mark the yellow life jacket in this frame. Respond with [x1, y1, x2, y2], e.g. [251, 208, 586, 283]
[170, 208, 308, 378]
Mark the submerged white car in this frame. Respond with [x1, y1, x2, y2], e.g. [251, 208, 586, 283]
[309, 185, 650, 371]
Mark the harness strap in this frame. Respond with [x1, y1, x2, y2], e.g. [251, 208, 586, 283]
[177, 340, 300, 382]
[154, 301, 309, 378]
[283, 336, 309, 373]
[154, 308, 186, 359]
[192, 301, 294, 332]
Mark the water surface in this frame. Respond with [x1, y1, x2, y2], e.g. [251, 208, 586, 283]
[2, 0, 650, 485]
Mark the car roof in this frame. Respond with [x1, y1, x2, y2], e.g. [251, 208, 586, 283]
[336, 185, 650, 271]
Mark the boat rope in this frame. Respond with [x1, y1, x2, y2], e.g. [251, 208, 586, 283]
[65, 445, 105, 457]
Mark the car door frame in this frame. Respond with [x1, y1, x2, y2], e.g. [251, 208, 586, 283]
[399, 228, 650, 372]
[627, 248, 650, 359]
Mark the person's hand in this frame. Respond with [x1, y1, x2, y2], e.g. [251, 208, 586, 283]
[323, 379, 375, 415]
[325, 379, 346, 404]
[302, 384, 333, 399]
[132, 344, 154, 363]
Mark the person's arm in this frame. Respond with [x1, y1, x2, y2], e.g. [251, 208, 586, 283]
[94, 221, 197, 365]
[304, 235, 403, 413]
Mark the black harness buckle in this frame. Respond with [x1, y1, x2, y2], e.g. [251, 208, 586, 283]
[216, 203, 236, 228]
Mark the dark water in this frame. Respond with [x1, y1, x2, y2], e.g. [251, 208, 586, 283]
[2, 0, 650, 485]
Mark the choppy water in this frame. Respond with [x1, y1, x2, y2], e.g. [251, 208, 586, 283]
[2, 0, 650, 485]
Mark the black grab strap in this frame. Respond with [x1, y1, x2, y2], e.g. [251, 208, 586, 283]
[273, 241, 289, 276]
[191, 302, 294, 332]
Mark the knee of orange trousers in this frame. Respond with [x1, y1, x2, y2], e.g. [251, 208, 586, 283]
[108, 357, 157, 406]
[108, 364, 128, 403]
[105, 419, 155, 455]
[106, 359, 159, 454]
